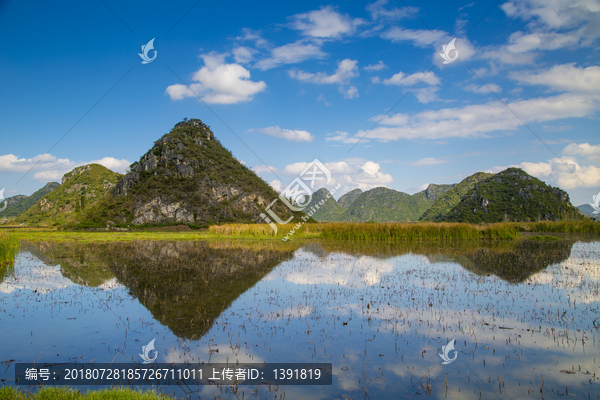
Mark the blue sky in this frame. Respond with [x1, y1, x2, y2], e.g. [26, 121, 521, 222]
[0, 0, 598, 205]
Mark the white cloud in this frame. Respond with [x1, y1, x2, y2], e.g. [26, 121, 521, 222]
[510, 63, 600, 94]
[232, 46, 255, 64]
[328, 92, 599, 142]
[90, 157, 130, 173]
[255, 41, 327, 70]
[288, 59, 359, 84]
[382, 27, 449, 47]
[381, 70, 440, 103]
[317, 94, 331, 106]
[269, 180, 283, 192]
[414, 87, 440, 103]
[366, 0, 413, 20]
[325, 131, 363, 144]
[562, 143, 600, 163]
[463, 83, 502, 94]
[237, 28, 268, 47]
[491, 142, 600, 190]
[290, 6, 362, 38]
[434, 38, 478, 66]
[252, 165, 279, 175]
[0, 153, 129, 182]
[339, 86, 359, 99]
[505, 30, 584, 53]
[494, 158, 600, 190]
[276, 160, 393, 194]
[364, 61, 387, 71]
[479, 0, 600, 66]
[501, 0, 600, 36]
[478, 47, 536, 65]
[380, 27, 477, 66]
[0, 153, 70, 174]
[165, 52, 266, 104]
[256, 126, 314, 142]
[542, 124, 571, 132]
[383, 70, 440, 86]
[411, 157, 448, 166]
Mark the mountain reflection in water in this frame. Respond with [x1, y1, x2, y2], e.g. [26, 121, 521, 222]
[14, 239, 574, 339]
[20, 240, 297, 339]
[2, 237, 598, 399]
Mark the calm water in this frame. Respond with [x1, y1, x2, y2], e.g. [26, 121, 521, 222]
[1, 238, 600, 399]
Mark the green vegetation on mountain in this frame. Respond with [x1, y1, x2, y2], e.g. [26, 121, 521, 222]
[444, 168, 583, 223]
[343, 187, 412, 221]
[76, 119, 299, 228]
[308, 188, 346, 221]
[318, 184, 455, 222]
[338, 188, 362, 208]
[420, 172, 491, 221]
[16, 164, 121, 226]
[1, 182, 60, 219]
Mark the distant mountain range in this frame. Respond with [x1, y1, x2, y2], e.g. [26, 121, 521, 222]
[1, 182, 60, 218]
[4, 118, 591, 227]
[308, 169, 585, 223]
[310, 184, 456, 222]
[578, 204, 599, 220]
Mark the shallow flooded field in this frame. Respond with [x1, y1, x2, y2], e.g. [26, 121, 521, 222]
[1, 237, 599, 399]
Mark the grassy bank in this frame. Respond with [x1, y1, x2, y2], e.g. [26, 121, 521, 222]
[4, 221, 598, 243]
[11, 230, 210, 243]
[0, 387, 172, 400]
[319, 222, 522, 241]
[514, 221, 600, 233]
[208, 222, 323, 238]
[0, 232, 19, 278]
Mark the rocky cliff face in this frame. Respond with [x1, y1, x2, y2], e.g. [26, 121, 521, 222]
[109, 119, 294, 226]
[425, 183, 456, 201]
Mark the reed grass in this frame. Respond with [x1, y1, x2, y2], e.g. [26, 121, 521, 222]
[319, 222, 521, 241]
[6, 220, 598, 243]
[514, 221, 600, 233]
[0, 387, 172, 400]
[208, 223, 324, 238]
[0, 232, 18, 277]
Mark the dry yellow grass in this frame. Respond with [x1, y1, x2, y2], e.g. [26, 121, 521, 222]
[208, 223, 324, 238]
